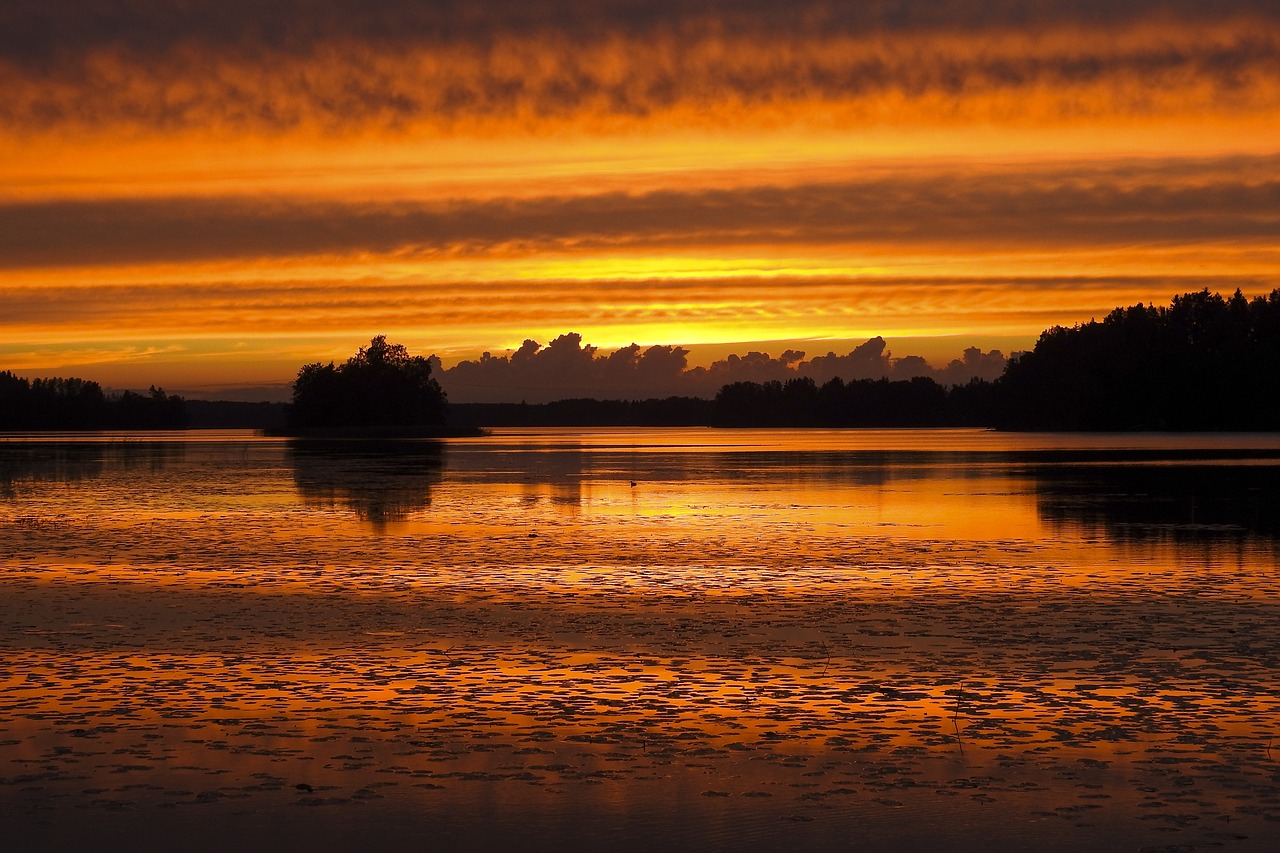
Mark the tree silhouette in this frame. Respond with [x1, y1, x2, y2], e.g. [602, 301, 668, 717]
[0, 371, 187, 430]
[288, 336, 447, 430]
[702, 288, 1280, 431]
[713, 375, 953, 427]
[996, 288, 1280, 430]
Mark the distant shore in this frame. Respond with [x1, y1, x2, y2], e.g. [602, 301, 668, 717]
[262, 425, 488, 439]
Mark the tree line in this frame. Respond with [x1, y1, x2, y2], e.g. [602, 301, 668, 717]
[0, 372, 188, 430]
[712, 288, 1280, 430]
[994, 288, 1280, 430]
[6, 288, 1279, 432]
[463, 287, 1279, 431]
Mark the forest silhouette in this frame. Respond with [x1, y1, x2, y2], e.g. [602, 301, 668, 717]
[452, 289, 1280, 431]
[717, 289, 1280, 430]
[6, 289, 1279, 431]
[0, 372, 187, 430]
[994, 288, 1280, 430]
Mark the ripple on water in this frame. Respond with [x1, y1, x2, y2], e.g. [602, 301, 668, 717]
[2, 433, 1279, 850]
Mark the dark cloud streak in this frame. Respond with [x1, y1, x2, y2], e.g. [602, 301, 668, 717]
[4, 274, 1264, 347]
[3, 2, 1277, 132]
[4, 156, 1278, 269]
[5, 1, 1279, 64]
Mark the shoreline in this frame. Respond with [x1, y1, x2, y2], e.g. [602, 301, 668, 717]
[262, 425, 489, 439]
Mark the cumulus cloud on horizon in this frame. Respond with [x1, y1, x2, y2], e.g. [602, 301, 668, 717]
[430, 333, 1010, 404]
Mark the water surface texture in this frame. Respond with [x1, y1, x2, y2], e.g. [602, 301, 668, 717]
[2, 428, 1279, 851]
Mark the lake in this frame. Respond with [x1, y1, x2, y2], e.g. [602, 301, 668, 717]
[2, 428, 1278, 851]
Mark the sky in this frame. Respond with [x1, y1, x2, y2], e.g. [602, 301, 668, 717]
[2, 1, 1278, 399]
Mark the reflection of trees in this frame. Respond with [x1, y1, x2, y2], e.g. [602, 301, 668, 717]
[288, 440, 444, 528]
[1034, 460, 1280, 544]
[442, 445, 1001, 498]
[0, 441, 185, 499]
[1, 443, 103, 499]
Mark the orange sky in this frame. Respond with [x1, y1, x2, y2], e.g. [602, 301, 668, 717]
[2, 1, 1278, 393]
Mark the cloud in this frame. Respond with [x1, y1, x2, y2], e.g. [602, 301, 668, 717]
[5, 2, 1276, 392]
[798, 338, 895, 385]
[7, 2, 1278, 64]
[3, 272, 1272, 347]
[3, 3, 1278, 134]
[0, 344, 186, 372]
[440, 332, 695, 401]
[4, 154, 1278, 269]
[934, 347, 1012, 385]
[434, 331, 1010, 402]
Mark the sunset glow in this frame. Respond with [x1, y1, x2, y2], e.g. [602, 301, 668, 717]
[4, 1, 1278, 390]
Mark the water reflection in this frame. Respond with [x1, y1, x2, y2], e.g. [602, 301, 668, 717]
[442, 444, 981, 488]
[0, 440, 185, 499]
[441, 439, 1280, 547]
[2, 431, 1277, 549]
[1033, 459, 1280, 544]
[288, 439, 444, 529]
[6, 428, 1280, 850]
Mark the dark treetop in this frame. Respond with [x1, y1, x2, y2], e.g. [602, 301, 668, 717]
[286, 335, 448, 432]
[705, 288, 1280, 431]
[995, 288, 1280, 431]
[6, 288, 1277, 432]
[0, 372, 187, 430]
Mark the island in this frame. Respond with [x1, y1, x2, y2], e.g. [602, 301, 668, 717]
[269, 335, 484, 438]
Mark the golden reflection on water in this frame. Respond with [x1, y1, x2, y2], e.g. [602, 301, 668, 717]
[1, 429, 1279, 850]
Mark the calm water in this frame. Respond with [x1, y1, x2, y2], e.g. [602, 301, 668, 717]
[2, 428, 1278, 850]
